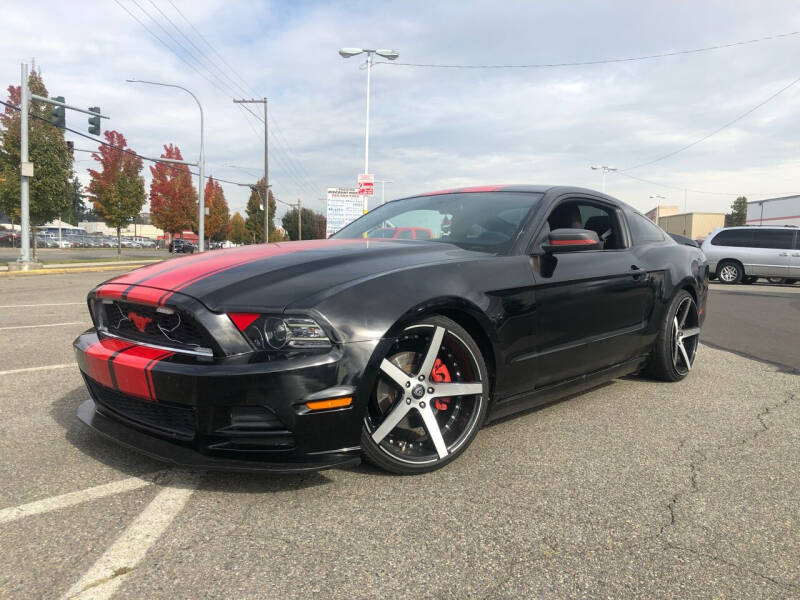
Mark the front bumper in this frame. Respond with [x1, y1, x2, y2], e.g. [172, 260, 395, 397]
[74, 330, 382, 472]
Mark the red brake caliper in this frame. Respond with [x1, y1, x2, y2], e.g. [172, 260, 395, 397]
[431, 358, 451, 411]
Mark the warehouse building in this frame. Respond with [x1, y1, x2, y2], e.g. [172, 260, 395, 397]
[746, 195, 800, 227]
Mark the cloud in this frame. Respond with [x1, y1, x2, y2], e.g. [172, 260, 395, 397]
[1, 0, 799, 222]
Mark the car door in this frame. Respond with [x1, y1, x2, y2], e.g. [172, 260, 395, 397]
[789, 230, 800, 280]
[744, 229, 793, 278]
[525, 197, 655, 388]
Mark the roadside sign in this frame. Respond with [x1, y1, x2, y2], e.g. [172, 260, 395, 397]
[358, 173, 374, 196]
[326, 187, 362, 237]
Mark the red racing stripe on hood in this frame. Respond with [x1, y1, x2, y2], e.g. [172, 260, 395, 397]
[105, 240, 362, 304]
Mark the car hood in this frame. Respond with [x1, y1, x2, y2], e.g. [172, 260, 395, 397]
[101, 239, 489, 312]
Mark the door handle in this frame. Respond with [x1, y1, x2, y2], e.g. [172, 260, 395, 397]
[630, 265, 645, 280]
[779, 252, 789, 257]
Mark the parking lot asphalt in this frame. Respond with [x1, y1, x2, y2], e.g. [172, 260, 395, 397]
[1, 270, 798, 599]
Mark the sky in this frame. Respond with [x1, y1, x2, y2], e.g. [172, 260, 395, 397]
[2, 0, 799, 222]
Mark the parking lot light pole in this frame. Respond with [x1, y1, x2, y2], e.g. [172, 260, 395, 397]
[649, 194, 667, 225]
[591, 165, 617, 194]
[374, 179, 393, 205]
[126, 79, 205, 252]
[338, 48, 399, 213]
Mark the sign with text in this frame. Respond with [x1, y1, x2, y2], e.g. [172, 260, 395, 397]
[326, 187, 362, 237]
[358, 173, 374, 196]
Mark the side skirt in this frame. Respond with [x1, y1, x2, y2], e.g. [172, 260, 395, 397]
[487, 354, 649, 422]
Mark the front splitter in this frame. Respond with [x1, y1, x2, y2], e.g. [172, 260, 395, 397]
[77, 399, 361, 474]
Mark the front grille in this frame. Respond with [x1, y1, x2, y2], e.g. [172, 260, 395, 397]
[88, 379, 196, 440]
[101, 299, 212, 354]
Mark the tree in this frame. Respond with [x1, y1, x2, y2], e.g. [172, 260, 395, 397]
[87, 130, 146, 255]
[204, 176, 230, 242]
[244, 178, 280, 243]
[282, 206, 327, 241]
[725, 196, 748, 227]
[62, 176, 88, 225]
[229, 211, 246, 244]
[0, 69, 74, 256]
[148, 144, 196, 247]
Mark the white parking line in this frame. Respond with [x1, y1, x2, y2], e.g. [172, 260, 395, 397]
[62, 472, 202, 600]
[0, 364, 75, 376]
[0, 474, 159, 525]
[0, 321, 87, 330]
[0, 302, 86, 308]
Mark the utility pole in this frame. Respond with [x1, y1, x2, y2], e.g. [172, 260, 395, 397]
[297, 199, 302, 241]
[234, 98, 268, 242]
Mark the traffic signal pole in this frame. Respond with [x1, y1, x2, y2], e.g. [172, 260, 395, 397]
[19, 63, 31, 265]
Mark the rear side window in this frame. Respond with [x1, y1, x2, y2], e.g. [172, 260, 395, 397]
[751, 229, 794, 249]
[711, 229, 754, 247]
[628, 213, 665, 245]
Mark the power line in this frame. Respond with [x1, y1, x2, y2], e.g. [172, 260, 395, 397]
[623, 74, 800, 171]
[0, 99, 251, 187]
[377, 30, 800, 69]
[614, 170, 794, 198]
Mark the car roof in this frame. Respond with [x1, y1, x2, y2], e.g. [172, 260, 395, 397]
[714, 225, 798, 230]
[396, 184, 636, 211]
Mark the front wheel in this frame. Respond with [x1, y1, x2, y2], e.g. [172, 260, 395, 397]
[717, 261, 742, 284]
[361, 316, 489, 474]
[645, 290, 701, 382]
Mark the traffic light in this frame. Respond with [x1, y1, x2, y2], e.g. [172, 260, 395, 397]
[50, 96, 65, 128]
[88, 107, 101, 135]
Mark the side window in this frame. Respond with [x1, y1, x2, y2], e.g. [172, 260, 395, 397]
[628, 213, 665, 245]
[397, 229, 413, 239]
[751, 229, 794, 249]
[711, 229, 754, 247]
[546, 199, 624, 250]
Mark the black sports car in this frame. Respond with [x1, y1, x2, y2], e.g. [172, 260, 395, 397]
[75, 185, 708, 474]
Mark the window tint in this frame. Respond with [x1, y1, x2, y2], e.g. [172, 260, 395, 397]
[628, 213, 665, 245]
[546, 200, 623, 250]
[751, 229, 794, 249]
[711, 229, 754, 247]
[397, 229, 413, 239]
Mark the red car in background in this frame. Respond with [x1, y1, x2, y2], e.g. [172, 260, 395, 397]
[367, 226, 433, 240]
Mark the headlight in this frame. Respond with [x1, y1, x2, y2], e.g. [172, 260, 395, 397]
[229, 313, 331, 351]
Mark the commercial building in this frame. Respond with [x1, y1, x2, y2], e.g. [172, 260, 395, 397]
[656, 212, 725, 241]
[644, 205, 679, 224]
[746, 195, 800, 227]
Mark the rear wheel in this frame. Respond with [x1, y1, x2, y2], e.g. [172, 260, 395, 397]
[645, 290, 700, 382]
[717, 260, 742, 284]
[361, 316, 488, 474]
[767, 277, 787, 284]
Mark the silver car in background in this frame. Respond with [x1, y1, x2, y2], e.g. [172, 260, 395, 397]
[701, 226, 799, 284]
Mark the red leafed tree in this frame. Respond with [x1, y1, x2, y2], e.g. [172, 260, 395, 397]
[204, 176, 230, 241]
[87, 130, 145, 255]
[148, 144, 196, 243]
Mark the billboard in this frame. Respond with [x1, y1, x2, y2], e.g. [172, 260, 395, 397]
[326, 187, 362, 238]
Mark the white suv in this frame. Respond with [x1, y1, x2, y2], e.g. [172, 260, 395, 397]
[701, 226, 799, 284]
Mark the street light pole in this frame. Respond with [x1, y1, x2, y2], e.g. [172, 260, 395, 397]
[339, 47, 399, 215]
[374, 179, 393, 204]
[590, 165, 617, 194]
[19, 63, 31, 265]
[649, 194, 666, 226]
[126, 80, 205, 251]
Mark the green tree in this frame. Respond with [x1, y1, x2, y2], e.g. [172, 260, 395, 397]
[87, 131, 146, 255]
[0, 69, 74, 257]
[244, 179, 279, 243]
[725, 196, 748, 227]
[62, 176, 88, 225]
[282, 206, 327, 241]
[229, 211, 246, 244]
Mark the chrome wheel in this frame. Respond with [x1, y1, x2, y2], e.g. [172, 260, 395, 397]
[671, 297, 700, 374]
[364, 323, 485, 466]
[718, 264, 739, 283]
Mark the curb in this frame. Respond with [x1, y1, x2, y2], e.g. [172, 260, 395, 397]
[0, 263, 152, 277]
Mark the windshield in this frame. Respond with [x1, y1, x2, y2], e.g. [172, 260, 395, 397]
[331, 191, 542, 251]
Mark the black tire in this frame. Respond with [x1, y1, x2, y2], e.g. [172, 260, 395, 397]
[741, 275, 757, 284]
[717, 260, 742, 284]
[767, 277, 786, 284]
[361, 315, 489, 474]
[645, 290, 700, 382]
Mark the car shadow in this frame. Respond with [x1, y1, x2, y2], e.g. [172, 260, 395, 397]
[51, 386, 332, 494]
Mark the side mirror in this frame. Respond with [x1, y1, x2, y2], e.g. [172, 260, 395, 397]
[542, 228, 601, 253]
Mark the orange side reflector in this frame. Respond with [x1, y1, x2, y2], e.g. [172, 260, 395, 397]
[305, 397, 353, 411]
